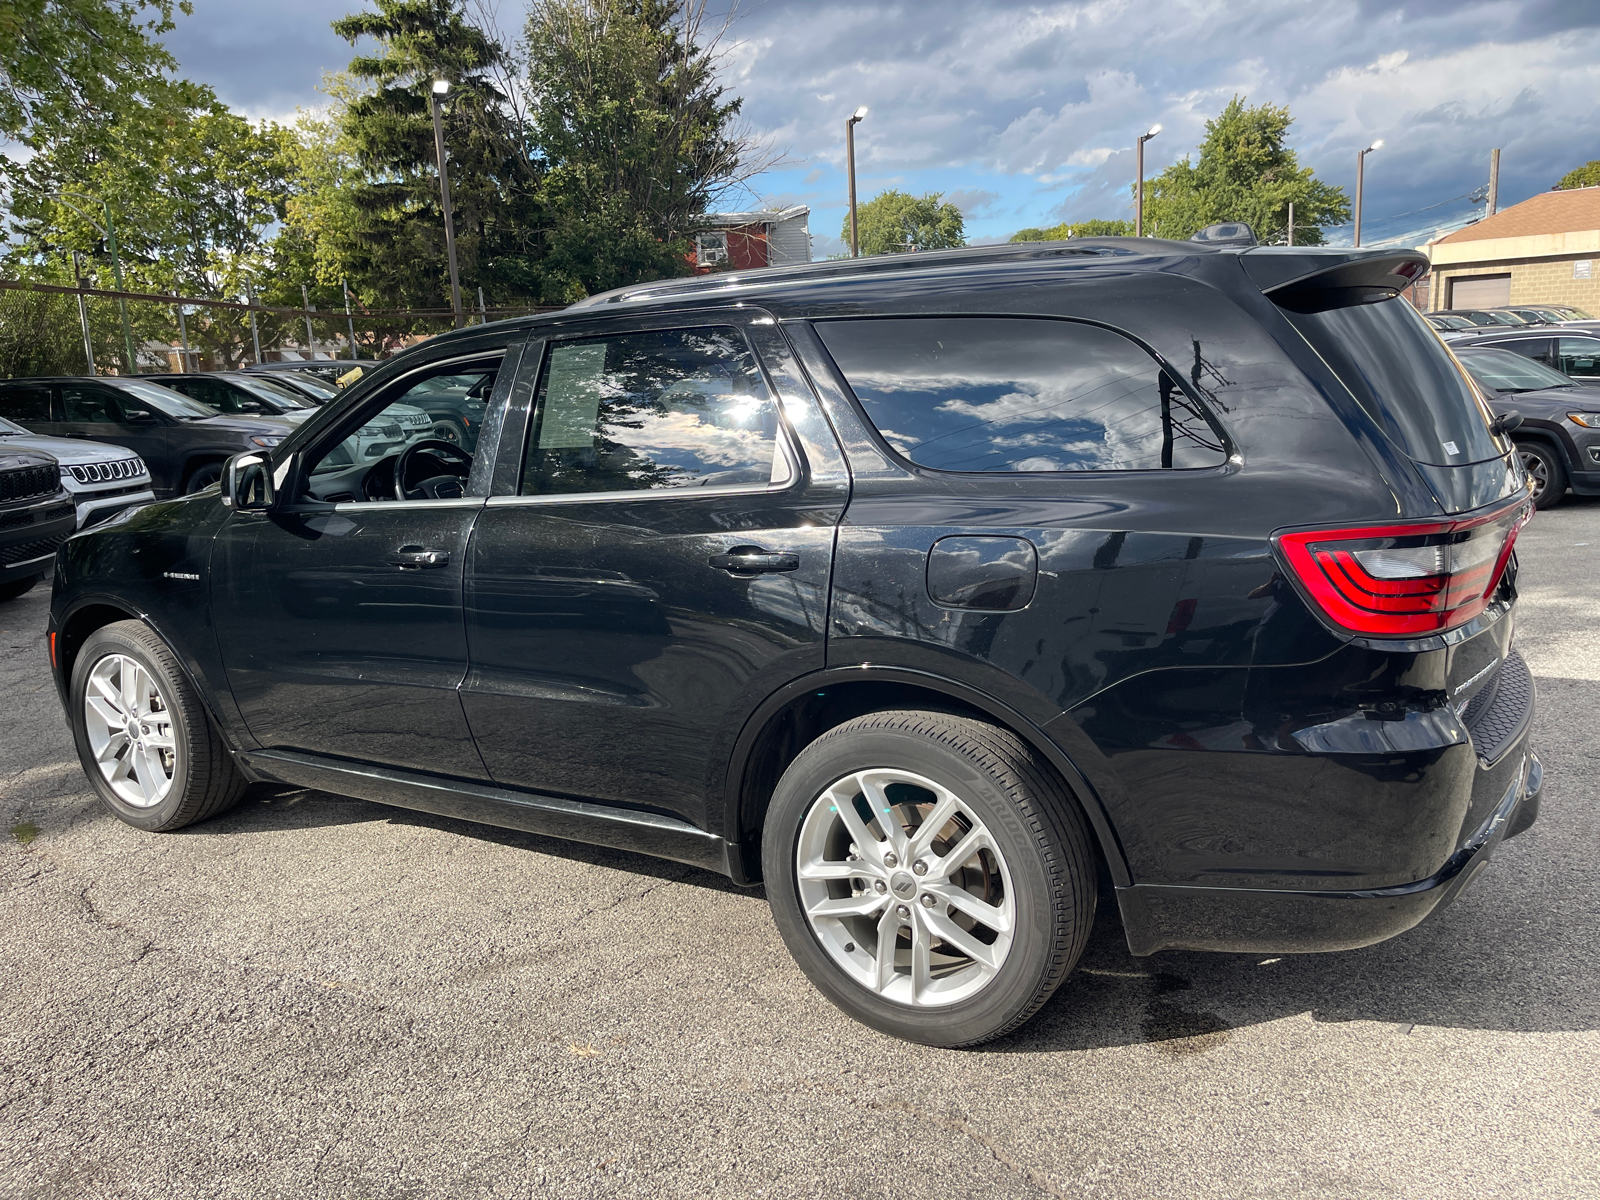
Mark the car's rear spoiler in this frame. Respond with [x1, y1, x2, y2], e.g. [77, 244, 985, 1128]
[1240, 249, 1429, 313]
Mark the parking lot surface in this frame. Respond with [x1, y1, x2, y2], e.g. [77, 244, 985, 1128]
[2, 501, 1598, 1200]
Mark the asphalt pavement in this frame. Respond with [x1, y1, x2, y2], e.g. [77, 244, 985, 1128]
[2, 498, 1597, 1200]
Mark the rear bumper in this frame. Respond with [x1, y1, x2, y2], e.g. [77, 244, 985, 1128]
[1117, 747, 1542, 955]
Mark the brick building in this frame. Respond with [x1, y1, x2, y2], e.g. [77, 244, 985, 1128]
[1427, 187, 1600, 311]
[688, 206, 811, 273]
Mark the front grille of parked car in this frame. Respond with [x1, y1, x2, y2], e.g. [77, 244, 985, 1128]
[0, 464, 59, 505]
[403, 413, 430, 428]
[67, 457, 146, 485]
[0, 530, 69, 566]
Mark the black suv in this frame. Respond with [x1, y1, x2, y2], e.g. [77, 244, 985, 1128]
[46, 242, 1540, 1046]
[1, 445, 75, 601]
[0, 376, 295, 496]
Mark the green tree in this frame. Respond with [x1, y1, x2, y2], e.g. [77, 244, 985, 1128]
[1142, 97, 1349, 244]
[330, 0, 549, 313]
[526, 0, 754, 299]
[0, 0, 188, 146]
[846, 190, 965, 256]
[1555, 161, 1600, 190]
[1009, 218, 1132, 241]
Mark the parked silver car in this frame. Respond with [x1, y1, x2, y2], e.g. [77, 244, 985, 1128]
[0, 416, 154, 528]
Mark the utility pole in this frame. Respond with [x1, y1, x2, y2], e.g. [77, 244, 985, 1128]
[343, 279, 357, 359]
[246, 283, 262, 364]
[301, 283, 316, 358]
[430, 79, 464, 329]
[1354, 139, 1383, 247]
[71, 251, 95, 374]
[846, 107, 868, 257]
[1136, 124, 1162, 237]
[477, 286, 487, 324]
[1287, 201, 1295, 247]
[1488, 148, 1501, 216]
[176, 305, 192, 372]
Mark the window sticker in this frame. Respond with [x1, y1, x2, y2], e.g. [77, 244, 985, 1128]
[538, 343, 609, 448]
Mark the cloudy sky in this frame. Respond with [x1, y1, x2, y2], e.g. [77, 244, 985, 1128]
[165, 0, 1600, 258]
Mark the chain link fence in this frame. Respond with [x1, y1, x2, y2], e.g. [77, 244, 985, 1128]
[0, 280, 559, 378]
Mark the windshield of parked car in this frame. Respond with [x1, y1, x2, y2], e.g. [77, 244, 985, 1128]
[1457, 348, 1576, 393]
[1286, 297, 1503, 466]
[0, 415, 27, 435]
[229, 375, 312, 409]
[1557, 307, 1594, 319]
[273, 372, 338, 401]
[110, 378, 217, 419]
[1486, 311, 1525, 325]
[1432, 315, 1473, 330]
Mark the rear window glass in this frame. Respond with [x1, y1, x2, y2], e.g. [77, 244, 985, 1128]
[815, 317, 1226, 473]
[0, 385, 50, 421]
[1285, 299, 1502, 466]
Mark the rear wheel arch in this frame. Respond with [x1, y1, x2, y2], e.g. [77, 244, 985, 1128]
[724, 667, 1129, 889]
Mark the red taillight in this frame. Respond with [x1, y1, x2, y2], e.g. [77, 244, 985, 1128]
[1274, 498, 1531, 636]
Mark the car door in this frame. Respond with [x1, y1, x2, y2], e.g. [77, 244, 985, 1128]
[210, 333, 527, 779]
[57, 382, 172, 489]
[460, 310, 849, 828]
[1557, 336, 1600, 383]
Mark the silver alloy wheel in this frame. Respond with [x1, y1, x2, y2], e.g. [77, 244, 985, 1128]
[795, 768, 1016, 1007]
[1520, 448, 1548, 501]
[83, 654, 177, 807]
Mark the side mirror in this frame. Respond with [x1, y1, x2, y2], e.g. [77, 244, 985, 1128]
[1491, 410, 1524, 436]
[222, 451, 276, 511]
[123, 408, 157, 425]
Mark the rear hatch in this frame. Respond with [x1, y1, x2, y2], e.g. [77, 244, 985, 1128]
[1246, 250, 1532, 731]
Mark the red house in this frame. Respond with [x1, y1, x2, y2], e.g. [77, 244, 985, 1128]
[688, 206, 812, 273]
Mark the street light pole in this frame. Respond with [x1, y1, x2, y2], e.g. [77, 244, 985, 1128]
[846, 106, 868, 258]
[430, 79, 464, 330]
[1135, 124, 1161, 237]
[1354, 139, 1383, 247]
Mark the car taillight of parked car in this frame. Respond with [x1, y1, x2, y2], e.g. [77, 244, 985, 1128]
[1274, 497, 1532, 636]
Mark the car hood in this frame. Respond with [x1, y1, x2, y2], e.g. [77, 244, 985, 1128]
[1485, 383, 1600, 413]
[189, 414, 298, 435]
[1, 446, 58, 470]
[0, 432, 147, 469]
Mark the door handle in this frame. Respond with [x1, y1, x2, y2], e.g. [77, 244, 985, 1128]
[390, 546, 450, 569]
[708, 545, 800, 574]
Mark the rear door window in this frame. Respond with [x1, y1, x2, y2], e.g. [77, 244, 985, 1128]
[1285, 299, 1502, 466]
[814, 316, 1226, 473]
[0, 384, 51, 422]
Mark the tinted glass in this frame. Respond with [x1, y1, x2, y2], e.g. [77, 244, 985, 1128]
[1558, 337, 1600, 376]
[0, 385, 51, 422]
[232, 375, 312, 408]
[63, 384, 123, 423]
[816, 317, 1225, 472]
[1456, 349, 1575, 392]
[520, 328, 788, 496]
[1286, 299, 1502, 466]
[110, 378, 214, 418]
[162, 377, 262, 414]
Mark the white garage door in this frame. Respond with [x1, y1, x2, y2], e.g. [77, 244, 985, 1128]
[1450, 274, 1512, 308]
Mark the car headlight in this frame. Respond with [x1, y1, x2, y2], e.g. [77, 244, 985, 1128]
[1567, 413, 1600, 428]
[249, 435, 285, 448]
[59, 465, 74, 477]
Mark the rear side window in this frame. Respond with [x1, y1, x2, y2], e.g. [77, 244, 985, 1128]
[0, 385, 51, 421]
[814, 317, 1226, 473]
[1285, 300, 1502, 467]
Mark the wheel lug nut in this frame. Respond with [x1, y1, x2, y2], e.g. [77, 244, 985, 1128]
[874, 880, 888, 894]
[912, 861, 927, 876]
[883, 852, 898, 868]
[920, 894, 936, 908]
[896, 904, 910, 918]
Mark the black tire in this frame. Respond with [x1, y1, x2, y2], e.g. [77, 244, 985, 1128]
[183, 461, 224, 495]
[69, 620, 248, 832]
[0, 574, 41, 602]
[1518, 440, 1566, 510]
[430, 419, 466, 446]
[762, 710, 1096, 1047]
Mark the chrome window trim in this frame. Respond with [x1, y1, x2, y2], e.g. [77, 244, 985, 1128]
[331, 497, 487, 513]
[487, 478, 796, 508]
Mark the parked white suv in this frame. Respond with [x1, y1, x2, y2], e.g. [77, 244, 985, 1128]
[0, 416, 154, 528]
